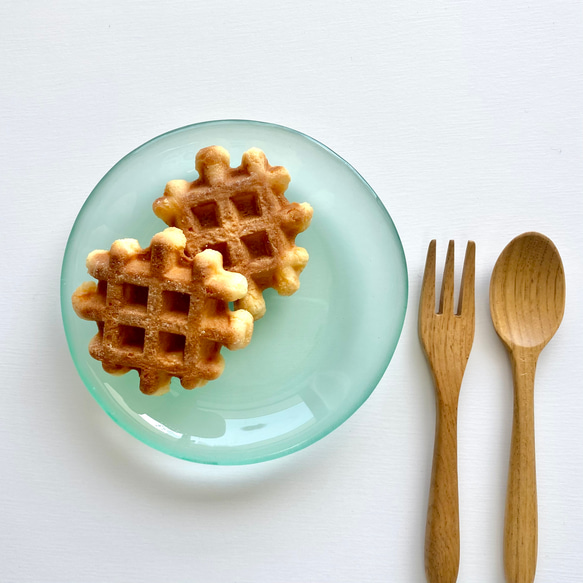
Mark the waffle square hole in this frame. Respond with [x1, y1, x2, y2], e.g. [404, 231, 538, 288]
[123, 283, 149, 309]
[204, 241, 232, 268]
[231, 192, 261, 219]
[204, 298, 228, 316]
[252, 270, 273, 290]
[200, 340, 221, 363]
[162, 290, 190, 316]
[118, 325, 145, 352]
[191, 201, 219, 229]
[97, 280, 108, 301]
[159, 332, 186, 361]
[241, 231, 272, 259]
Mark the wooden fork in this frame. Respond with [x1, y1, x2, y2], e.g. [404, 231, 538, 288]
[419, 240, 476, 583]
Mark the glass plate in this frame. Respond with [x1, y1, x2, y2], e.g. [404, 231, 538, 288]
[61, 120, 408, 465]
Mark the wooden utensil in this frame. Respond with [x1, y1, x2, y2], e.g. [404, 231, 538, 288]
[419, 240, 476, 583]
[489, 232, 565, 583]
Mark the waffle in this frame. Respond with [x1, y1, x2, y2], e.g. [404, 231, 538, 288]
[72, 227, 254, 395]
[153, 146, 313, 319]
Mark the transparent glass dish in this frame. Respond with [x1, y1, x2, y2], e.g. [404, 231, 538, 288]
[61, 120, 408, 465]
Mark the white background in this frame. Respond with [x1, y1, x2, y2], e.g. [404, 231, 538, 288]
[1, 1, 582, 582]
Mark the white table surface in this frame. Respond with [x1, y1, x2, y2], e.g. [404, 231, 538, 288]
[1, 1, 582, 582]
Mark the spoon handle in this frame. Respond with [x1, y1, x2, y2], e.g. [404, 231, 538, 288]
[425, 400, 460, 583]
[505, 348, 538, 583]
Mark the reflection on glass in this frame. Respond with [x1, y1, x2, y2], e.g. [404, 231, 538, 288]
[140, 414, 183, 439]
[190, 401, 314, 447]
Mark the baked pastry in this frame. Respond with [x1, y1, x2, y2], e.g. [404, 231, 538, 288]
[72, 227, 254, 395]
[153, 146, 313, 319]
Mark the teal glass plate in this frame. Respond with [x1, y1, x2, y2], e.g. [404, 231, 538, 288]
[61, 120, 408, 465]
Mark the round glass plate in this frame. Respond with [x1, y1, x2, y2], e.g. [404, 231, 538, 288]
[61, 120, 408, 465]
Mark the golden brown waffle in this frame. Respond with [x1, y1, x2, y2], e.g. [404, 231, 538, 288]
[72, 228, 254, 395]
[153, 146, 313, 319]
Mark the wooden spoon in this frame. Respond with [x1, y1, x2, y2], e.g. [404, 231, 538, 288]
[489, 232, 565, 583]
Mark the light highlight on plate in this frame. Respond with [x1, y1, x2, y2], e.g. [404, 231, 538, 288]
[189, 401, 314, 447]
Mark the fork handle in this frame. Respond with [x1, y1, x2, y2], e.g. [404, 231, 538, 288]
[425, 400, 460, 583]
[504, 348, 538, 583]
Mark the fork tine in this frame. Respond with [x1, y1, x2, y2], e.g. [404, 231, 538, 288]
[457, 241, 475, 316]
[438, 240, 455, 314]
[421, 240, 437, 317]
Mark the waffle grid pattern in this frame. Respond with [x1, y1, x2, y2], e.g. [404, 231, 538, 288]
[72, 229, 252, 395]
[153, 146, 313, 319]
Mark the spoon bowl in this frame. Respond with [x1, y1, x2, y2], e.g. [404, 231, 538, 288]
[490, 231, 565, 583]
[490, 232, 565, 351]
